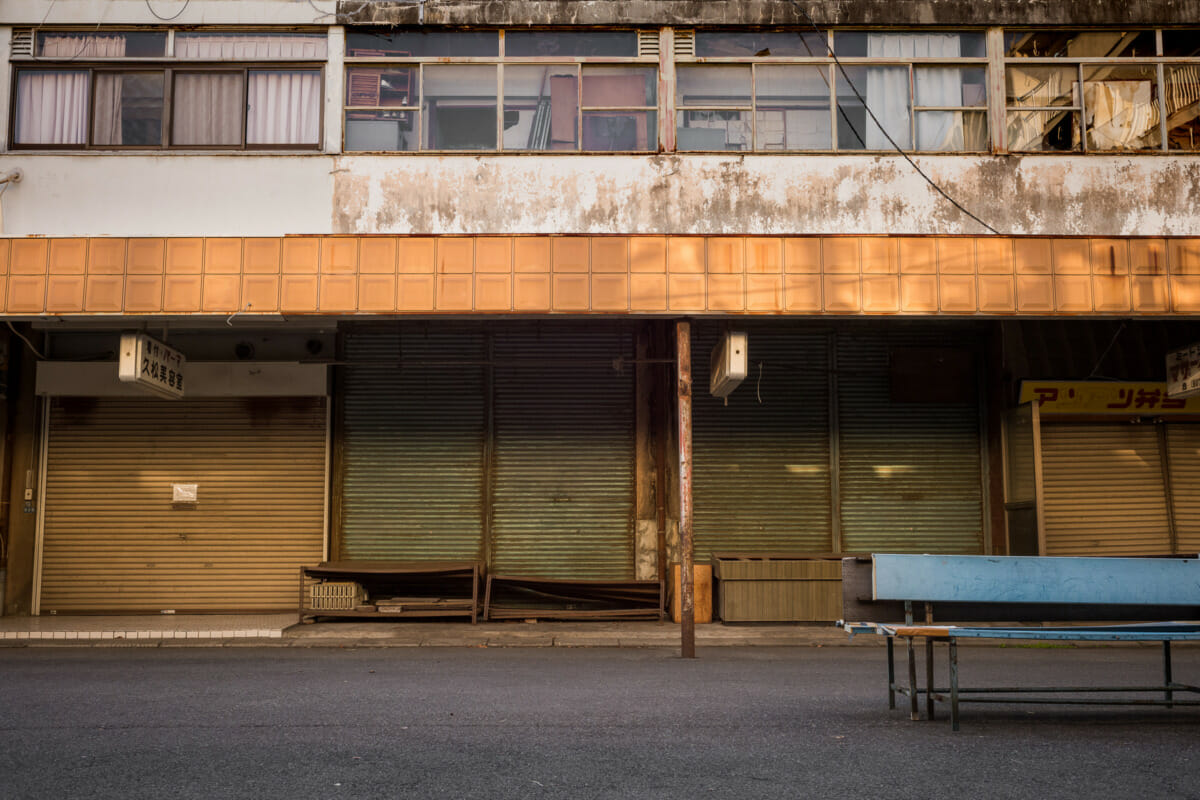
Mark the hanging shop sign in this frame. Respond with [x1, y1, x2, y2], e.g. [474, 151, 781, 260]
[1166, 343, 1200, 399]
[118, 333, 186, 399]
[1019, 381, 1200, 416]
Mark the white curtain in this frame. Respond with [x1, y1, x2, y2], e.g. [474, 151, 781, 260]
[866, 34, 962, 150]
[174, 36, 322, 146]
[16, 35, 125, 145]
[247, 71, 321, 144]
[175, 34, 326, 60]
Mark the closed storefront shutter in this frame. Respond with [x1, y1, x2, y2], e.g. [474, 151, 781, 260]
[1163, 423, 1200, 553]
[837, 330, 984, 554]
[339, 325, 486, 562]
[490, 325, 636, 580]
[39, 397, 326, 612]
[691, 324, 833, 559]
[1040, 423, 1173, 556]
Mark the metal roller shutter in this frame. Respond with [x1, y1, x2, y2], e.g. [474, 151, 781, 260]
[1041, 423, 1173, 556]
[691, 324, 833, 558]
[39, 397, 326, 612]
[339, 325, 487, 561]
[837, 331, 984, 554]
[490, 325, 636, 580]
[1164, 424, 1200, 553]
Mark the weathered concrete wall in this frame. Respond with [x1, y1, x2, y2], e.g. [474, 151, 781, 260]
[4, 152, 1198, 237]
[338, 0, 1200, 26]
[331, 154, 1200, 237]
[0, 0, 328, 25]
[0, 155, 334, 237]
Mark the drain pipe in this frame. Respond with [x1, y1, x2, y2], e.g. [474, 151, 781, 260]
[0, 169, 23, 234]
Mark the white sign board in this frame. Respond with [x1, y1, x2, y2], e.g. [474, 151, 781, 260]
[1167, 342, 1200, 399]
[118, 333, 186, 399]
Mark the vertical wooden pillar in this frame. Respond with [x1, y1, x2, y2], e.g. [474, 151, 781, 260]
[675, 320, 695, 659]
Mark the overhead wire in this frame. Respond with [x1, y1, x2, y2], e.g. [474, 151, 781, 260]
[7, 321, 47, 360]
[144, 0, 191, 22]
[787, 1, 1002, 235]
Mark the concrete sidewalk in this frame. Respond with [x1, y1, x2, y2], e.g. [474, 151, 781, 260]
[0, 614, 871, 647]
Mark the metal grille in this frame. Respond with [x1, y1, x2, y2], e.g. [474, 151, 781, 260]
[490, 324, 636, 580]
[11, 29, 33, 58]
[1166, 423, 1200, 553]
[1041, 423, 1173, 556]
[673, 30, 695, 57]
[39, 397, 327, 612]
[837, 330, 985, 554]
[339, 325, 487, 562]
[637, 30, 660, 57]
[691, 324, 833, 559]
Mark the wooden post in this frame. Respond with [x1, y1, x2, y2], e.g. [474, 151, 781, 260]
[676, 320, 695, 659]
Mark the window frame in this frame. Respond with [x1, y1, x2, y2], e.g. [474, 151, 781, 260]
[675, 29, 992, 153]
[1003, 28, 1200, 153]
[9, 28, 328, 152]
[342, 28, 660, 154]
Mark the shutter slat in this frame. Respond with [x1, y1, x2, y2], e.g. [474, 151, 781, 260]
[40, 397, 327, 612]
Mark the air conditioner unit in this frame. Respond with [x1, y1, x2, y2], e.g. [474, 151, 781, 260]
[710, 331, 748, 398]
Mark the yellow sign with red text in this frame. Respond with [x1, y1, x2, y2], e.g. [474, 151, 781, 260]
[1018, 381, 1200, 416]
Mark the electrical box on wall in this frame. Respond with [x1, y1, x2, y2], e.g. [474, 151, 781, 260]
[710, 331, 748, 398]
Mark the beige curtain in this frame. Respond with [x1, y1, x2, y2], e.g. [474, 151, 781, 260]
[173, 72, 244, 145]
[175, 34, 326, 60]
[1084, 80, 1158, 150]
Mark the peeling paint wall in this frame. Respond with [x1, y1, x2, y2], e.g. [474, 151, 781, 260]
[331, 154, 1200, 238]
[5, 153, 1199, 237]
[336, 0, 1200, 27]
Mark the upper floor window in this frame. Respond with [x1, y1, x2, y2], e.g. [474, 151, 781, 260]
[12, 30, 327, 150]
[675, 30, 989, 152]
[343, 29, 658, 152]
[1005, 29, 1200, 152]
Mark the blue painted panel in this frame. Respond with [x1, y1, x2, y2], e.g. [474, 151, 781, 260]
[872, 554, 1200, 605]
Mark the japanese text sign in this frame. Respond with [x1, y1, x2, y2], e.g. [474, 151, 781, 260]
[118, 333, 185, 399]
[1019, 381, 1200, 416]
[1166, 342, 1200, 399]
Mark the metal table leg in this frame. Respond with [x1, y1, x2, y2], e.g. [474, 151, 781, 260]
[887, 637, 896, 710]
[949, 638, 960, 732]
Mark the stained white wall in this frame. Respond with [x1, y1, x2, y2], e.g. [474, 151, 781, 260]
[0, 0, 329, 25]
[3, 152, 1200, 237]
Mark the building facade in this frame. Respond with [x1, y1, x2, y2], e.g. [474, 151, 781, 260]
[0, 0, 1198, 615]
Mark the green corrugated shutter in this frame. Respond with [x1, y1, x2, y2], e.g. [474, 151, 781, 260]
[490, 324, 636, 579]
[836, 329, 984, 554]
[339, 325, 487, 561]
[691, 324, 833, 559]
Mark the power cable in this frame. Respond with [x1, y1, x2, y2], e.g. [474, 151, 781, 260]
[787, 1, 1002, 235]
[6, 321, 46, 361]
[144, 0, 190, 22]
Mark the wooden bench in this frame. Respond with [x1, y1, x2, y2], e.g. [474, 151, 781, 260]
[300, 561, 481, 623]
[841, 554, 1200, 730]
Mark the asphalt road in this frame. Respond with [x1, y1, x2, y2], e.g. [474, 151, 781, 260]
[1, 645, 1197, 799]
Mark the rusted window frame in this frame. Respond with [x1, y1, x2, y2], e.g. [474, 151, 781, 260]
[342, 28, 660, 154]
[674, 29, 992, 154]
[1003, 28, 1200, 154]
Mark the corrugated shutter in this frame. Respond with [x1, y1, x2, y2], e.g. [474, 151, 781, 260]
[339, 325, 486, 561]
[1041, 423, 1173, 556]
[691, 324, 833, 558]
[1164, 423, 1200, 553]
[837, 330, 984, 554]
[40, 397, 326, 612]
[490, 325, 635, 579]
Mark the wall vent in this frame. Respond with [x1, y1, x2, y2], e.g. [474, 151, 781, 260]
[11, 28, 34, 58]
[637, 30, 660, 57]
[674, 30, 695, 57]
